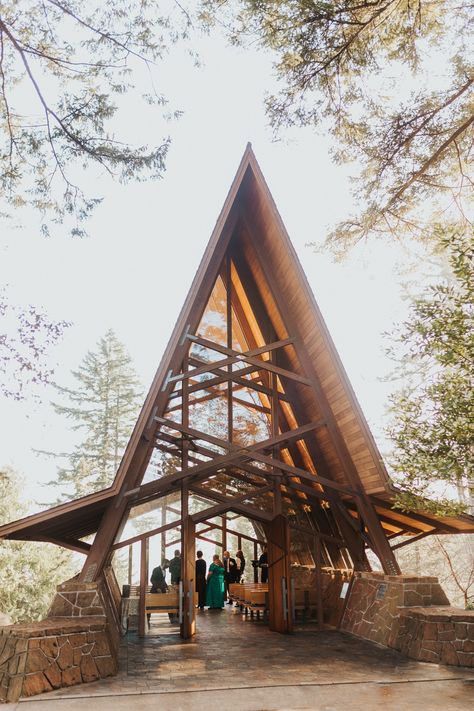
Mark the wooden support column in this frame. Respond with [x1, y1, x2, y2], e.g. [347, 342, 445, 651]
[181, 485, 196, 639]
[263, 514, 292, 634]
[138, 537, 148, 637]
[161, 501, 167, 564]
[222, 514, 227, 553]
[128, 545, 133, 586]
[315, 537, 324, 630]
[253, 541, 258, 583]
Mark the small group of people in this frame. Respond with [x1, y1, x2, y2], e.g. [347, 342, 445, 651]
[196, 549, 246, 610]
[149, 546, 269, 614]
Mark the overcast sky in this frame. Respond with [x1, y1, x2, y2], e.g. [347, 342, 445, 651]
[0, 27, 424, 512]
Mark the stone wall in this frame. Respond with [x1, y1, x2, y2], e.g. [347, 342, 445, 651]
[341, 572, 474, 668]
[389, 607, 474, 667]
[0, 570, 122, 703]
[0, 616, 117, 703]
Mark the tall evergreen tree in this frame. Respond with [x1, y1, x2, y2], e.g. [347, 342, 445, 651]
[45, 329, 143, 501]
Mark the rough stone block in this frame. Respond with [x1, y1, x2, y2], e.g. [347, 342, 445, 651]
[441, 642, 459, 666]
[457, 652, 474, 668]
[439, 628, 456, 641]
[25, 649, 48, 673]
[61, 666, 82, 687]
[80, 607, 104, 616]
[40, 636, 59, 659]
[44, 661, 62, 689]
[21, 672, 53, 697]
[76, 593, 97, 608]
[90, 632, 110, 656]
[95, 656, 116, 677]
[462, 639, 474, 653]
[69, 632, 87, 647]
[80, 654, 99, 683]
[57, 641, 73, 670]
[5, 674, 23, 703]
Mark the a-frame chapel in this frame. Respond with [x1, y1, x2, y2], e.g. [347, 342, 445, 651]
[1, 145, 473, 702]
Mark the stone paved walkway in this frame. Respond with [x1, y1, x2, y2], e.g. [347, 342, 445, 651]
[14, 606, 474, 710]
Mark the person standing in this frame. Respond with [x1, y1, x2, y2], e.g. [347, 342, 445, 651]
[235, 550, 246, 582]
[258, 546, 268, 584]
[223, 550, 237, 603]
[168, 549, 181, 585]
[195, 550, 207, 610]
[205, 554, 225, 609]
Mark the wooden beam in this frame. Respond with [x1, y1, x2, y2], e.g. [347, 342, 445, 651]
[390, 530, 435, 551]
[191, 484, 273, 523]
[112, 519, 183, 551]
[36, 536, 91, 555]
[187, 333, 294, 359]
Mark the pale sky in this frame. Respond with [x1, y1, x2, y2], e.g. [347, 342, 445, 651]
[0, 28, 422, 513]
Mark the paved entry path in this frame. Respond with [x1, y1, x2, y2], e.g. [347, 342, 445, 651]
[12, 606, 474, 710]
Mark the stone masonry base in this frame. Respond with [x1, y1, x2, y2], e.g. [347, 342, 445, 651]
[341, 572, 474, 668]
[0, 572, 121, 703]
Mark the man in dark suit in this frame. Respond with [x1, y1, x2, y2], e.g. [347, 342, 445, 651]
[195, 551, 207, 609]
[223, 550, 237, 604]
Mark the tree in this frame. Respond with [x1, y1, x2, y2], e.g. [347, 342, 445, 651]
[395, 533, 474, 609]
[43, 329, 143, 501]
[387, 226, 473, 515]
[0, 467, 76, 622]
[202, 0, 474, 252]
[0, 0, 192, 235]
[0, 289, 70, 400]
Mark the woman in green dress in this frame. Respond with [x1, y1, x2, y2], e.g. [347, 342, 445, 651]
[205, 554, 225, 609]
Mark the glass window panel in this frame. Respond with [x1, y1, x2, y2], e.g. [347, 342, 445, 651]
[196, 275, 227, 347]
[116, 493, 181, 543]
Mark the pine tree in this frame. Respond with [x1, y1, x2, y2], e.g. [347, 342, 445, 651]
[45, 330, 143, 501]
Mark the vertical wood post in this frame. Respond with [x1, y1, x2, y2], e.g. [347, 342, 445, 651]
[222, 514, 227, 553]
[253, 541, 258, 583]
[138, 537, 147, 637]
[181, 484, 196, 639]
[264, 514, 292, 634]
[128, 544, 133, 586]
[315, 536, 324, 630]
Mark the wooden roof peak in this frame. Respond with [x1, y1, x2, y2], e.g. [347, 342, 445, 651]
[1, 145, 473, 562]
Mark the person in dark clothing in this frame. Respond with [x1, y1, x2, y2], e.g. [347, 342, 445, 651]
[147, 561, 169, 625]
[168, 550, 181, 585]
[235, 550, 245, 582]
[195, 550, 207, 609]
[223, 550, 237, 603]
[258, 547, 268, 584]
[150, 562, 168, 593]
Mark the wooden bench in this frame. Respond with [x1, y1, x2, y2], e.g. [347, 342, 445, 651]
[145, 592, 179, 627]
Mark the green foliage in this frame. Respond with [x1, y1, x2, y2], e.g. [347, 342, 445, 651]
[0, 467, 76, 622]
[203, 0, 474, 252]
[0, 0, 192, 234]
[387, 226, 474, 515]
[43, 329, 143, 501]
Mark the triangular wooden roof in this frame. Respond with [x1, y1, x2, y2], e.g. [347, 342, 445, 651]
[1, 144, 473, 572]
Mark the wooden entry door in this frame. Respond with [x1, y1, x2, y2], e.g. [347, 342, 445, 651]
[181, 516, 196, 639]
[263, 514, 292, 634]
